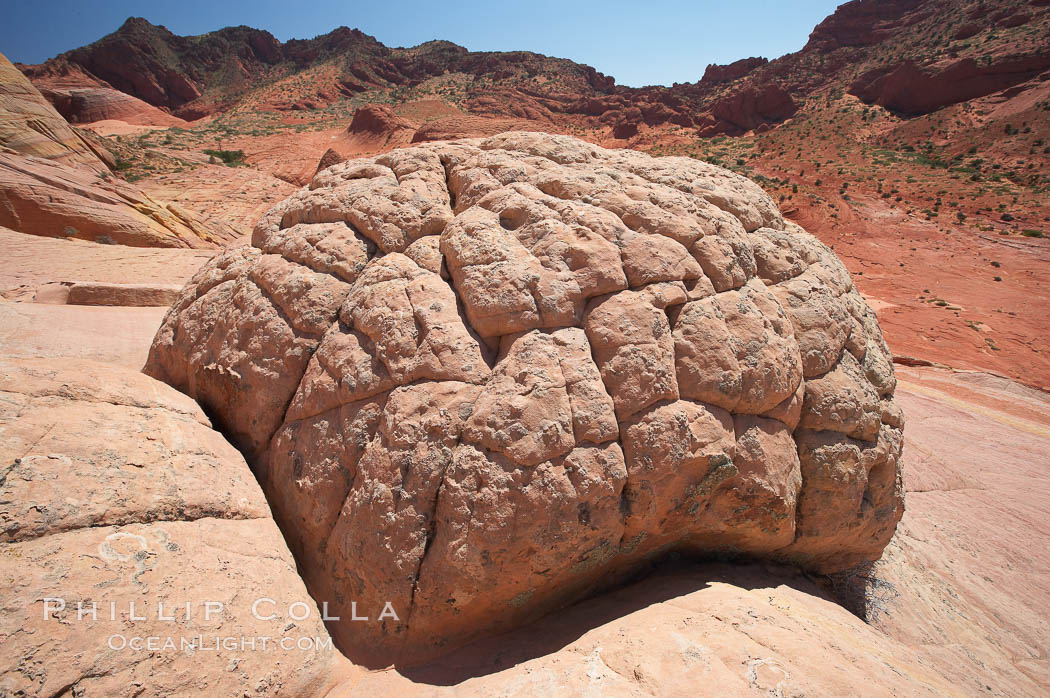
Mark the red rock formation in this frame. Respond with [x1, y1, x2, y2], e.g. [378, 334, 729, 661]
[0, 51, 236, 248]
[411, 115, 548, 143]
[804, 0, 928, 51]
[15, 0, 1050, 140]
[465, 87, 559, 121]
[146, 133, 903, 667]
[347, 103, 415, 136]
[315, 147, 345, 175]
[22, 19, 616, 120]
[700, 83, 797, 135]
[39, 86, 185, 125]
[701, 57, 768, 84]
[850, 53, 1050, 114]
[22, 17, 281, 115]
[0, 53, 110, 173]
[952, 22, 983, 40]
[0, 152, 238, 247]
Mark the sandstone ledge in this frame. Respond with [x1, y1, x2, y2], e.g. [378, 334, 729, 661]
[0, 356, 351, 695]
[67, 281, 183, 306]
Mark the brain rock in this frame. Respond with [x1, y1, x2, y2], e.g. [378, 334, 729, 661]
[146, 132, 904, 666]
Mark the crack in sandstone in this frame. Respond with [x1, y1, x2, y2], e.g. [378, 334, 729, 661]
[5, 510, 269, 546]
[439, 154, 457, 213]
[0, 387, 202, 420]
[247, 274, 343, 342]
[907, 487, 987, 494]
[399, 437, 456, 651]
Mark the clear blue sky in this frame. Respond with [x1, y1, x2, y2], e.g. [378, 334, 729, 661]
[2, 0, 843, 88]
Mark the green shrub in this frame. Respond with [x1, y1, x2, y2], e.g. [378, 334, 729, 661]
[203, 149, 247, 166]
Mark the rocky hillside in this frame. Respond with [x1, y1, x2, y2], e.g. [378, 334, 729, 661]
[0, 52, 238, 248]
[21, 17, 613, 120]
[13, 0, 1050, 388]
[19, 1, 1050, 134]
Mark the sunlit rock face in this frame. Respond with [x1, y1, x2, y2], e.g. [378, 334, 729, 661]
[146, 132, 904, 666]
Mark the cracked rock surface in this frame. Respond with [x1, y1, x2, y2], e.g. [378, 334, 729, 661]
[0, 356, 349, 696]
[145, 132, 904, 666]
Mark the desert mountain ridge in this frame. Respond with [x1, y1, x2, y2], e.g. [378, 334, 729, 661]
[10, 0, 1050, 393]
[18, 0, 1050, 133]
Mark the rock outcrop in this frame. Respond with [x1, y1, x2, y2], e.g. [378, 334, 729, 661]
[0, 356, 351, 696]
[803, 0, 928, 51]
[411, 115, 545, 143]
[315, 147, 345, 175]
[850, 53, 1050, 115]
[0, 53, 238, 248]
[700, 57, 769, 84]
[0, 52, 110, 173]
[699, 83, 798, 136]
[145, 132, 904, 666]
[348, 104, 415, 138]
[341, 103, 417, 152]
[18, 52, 186, 125]
[41, 86, 186, 126]
[0, 152, 238, 247]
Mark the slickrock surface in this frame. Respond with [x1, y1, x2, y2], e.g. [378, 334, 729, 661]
[870, 366, 1050, 696]
[0, 225, 223, 368]
[0, 151, 239, 247]
[147, 132, 905, 665]
[0, 225, 216, 301]
[0, 53, 109, 173]
[0, 302, 170, 368]
[0, 357, 352, 696]
[0, 52, 238, 248]
[349, 563, 963, 696]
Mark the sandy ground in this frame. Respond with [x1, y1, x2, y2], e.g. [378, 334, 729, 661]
[789, 197, 1050, 393]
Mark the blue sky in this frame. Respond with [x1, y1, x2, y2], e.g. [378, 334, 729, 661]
[2, 0, 843, 88]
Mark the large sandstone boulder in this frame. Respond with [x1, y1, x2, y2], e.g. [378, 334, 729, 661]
[145, 132, 904, 666]
[0, 357, 351, 696]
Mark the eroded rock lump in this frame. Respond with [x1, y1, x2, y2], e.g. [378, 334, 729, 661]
[145, 132, 904, 665]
